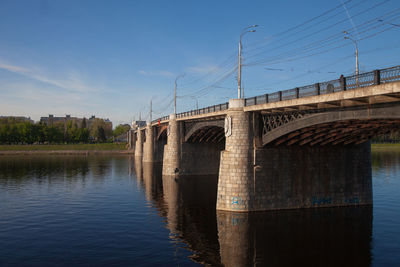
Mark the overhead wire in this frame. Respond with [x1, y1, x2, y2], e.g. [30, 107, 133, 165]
[244, 9, 400, 67]
[245, 0, 395, 64]
[244, 0, 357, 52]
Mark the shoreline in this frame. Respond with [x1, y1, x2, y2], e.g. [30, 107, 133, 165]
[0, 143, 398, 156]
[0, 150, 134, 155]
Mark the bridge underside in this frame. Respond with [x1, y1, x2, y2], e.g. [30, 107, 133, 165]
[269, 119, 400, 146]
[262, 102, 400, 147]
[181, 126, 225, 176]
[186, 126, 225, 143]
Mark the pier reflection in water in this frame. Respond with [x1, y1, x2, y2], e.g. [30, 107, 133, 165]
[134, 159, 372, 267]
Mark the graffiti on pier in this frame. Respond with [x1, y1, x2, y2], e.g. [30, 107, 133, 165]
[312, 196, 332, 206]
[231, 196, 244, 209]
[345, 197, 360, 204]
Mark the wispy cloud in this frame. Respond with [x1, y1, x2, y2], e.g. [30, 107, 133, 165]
[138, 69, 175, 78]
[0, 63, 31, 73]
[0, 61, 98, 93]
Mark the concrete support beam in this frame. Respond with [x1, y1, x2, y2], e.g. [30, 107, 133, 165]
[134, 129, 144, 159]
[143, 124, 154, 163]
[217, 99, 255, 211]
[128, 129, 136, 150]
[162, 114, 181, 176]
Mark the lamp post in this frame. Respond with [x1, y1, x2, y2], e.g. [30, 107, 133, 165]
[343, 31, 359, 85]
[149, 99, 152, 123]
[174, 74, 185, 115]
[238, 25, 258, 99]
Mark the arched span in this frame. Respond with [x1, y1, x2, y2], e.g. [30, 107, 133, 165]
[157, 124, 168, 140]
[139, 128, 146, 142]
[184, 120, 224, 142]
[186, 125, 225, 143]
[263, 103, 400, 146]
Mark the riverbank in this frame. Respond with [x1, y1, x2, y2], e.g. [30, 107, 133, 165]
[0, 143, 133, 155]
[0, 143, 398, 155]
[371, 143, 400, 152]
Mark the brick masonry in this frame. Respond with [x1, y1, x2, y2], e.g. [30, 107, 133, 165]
[217, 101, 255, 211]
[143, 124, 154, 162]
[134, 128, 143, 158]
[216, 100, 372, 211]
[162, 115, 180, 176]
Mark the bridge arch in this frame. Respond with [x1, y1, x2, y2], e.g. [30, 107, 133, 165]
[156, 124, 168, 141]
[184, 120, 225, 143]
[262, 104, 400, 146]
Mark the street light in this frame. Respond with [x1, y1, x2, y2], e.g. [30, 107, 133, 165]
[238, 25, 258, 99]
[174, 74, 185, 115]
[343, 31, 359, 85]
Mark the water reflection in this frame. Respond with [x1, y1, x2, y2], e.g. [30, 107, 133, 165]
[0, 155, 90, 181]
[134, 159, 373, 267]
[0, 155, 135, 190]
[217, 207, 372, 267]
[372, 149, 400, 177]
[143, 162, 163, 203]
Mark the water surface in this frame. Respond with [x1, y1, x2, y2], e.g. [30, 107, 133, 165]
[0, 150, 398, 266]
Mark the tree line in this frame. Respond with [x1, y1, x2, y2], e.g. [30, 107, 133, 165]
[372, 132, 400, 143]
[0, 117, 129, 144]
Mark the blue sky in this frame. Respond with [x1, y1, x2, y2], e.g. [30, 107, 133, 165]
[1, 0, 399, 126]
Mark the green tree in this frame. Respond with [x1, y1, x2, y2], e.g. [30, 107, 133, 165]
[97, 126, 106, 142]
[113, 124, 130, 137]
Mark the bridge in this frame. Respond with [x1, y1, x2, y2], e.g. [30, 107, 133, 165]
[128, 65, 400, 212]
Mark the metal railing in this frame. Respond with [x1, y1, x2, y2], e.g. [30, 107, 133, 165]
[152, 65, 400, 123]
[244, 65, 400, 106]
[176, 102, 229, 119]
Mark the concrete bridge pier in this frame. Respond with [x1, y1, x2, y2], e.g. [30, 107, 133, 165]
[217, 99, 255, 211]
[134, 128, 144, 159]
[128, 129, 136, 150]
[162, 114, 181, 176]
[143, 124, 154, 163]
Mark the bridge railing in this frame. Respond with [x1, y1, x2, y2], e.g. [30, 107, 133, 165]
[151, 65, 400, 123]
[152, 115, 170, 124]
[244, 65, 400, 107]
[176, 102, 229, 119]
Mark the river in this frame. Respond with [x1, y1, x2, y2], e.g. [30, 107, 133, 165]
[0, 149, 399, 266]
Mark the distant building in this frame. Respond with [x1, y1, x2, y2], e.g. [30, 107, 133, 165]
[40, 114, 112, 130]
[0, 116, 34, 123]
[40, 114, 80, 126]
[87, 115, 113, 132]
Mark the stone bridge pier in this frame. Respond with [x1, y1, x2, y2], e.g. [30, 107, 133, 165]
[162, 114, 180, 176]
[216, 99, 373, 212]
[143, 123, 154, 163]
[217, 99, 255, 211]
[134, 128, 144, 160]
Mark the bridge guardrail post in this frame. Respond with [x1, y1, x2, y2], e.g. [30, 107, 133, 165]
[265, 94, 268, 103]
[374, 70, 381, 85]
[296, 87, 300, 98]
[340, 76, 347, 91]
[279, 91, 282, 101]
[315, 83, 320, 95]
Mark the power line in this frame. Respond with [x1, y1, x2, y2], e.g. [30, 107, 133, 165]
[245, 0, 393, 63]
[245, 9, 400, 66]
